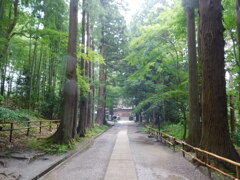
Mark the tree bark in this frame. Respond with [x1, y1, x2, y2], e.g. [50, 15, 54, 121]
[96, 38, 106, 125]
[53, 0, 79, 144]
[78, 0, 87, 137]
[186, 7, 201, 147]
[199, 0, 239, 161]
[236, 0, 240, 122]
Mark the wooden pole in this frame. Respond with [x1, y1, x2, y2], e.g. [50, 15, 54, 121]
[182, 143, 185, 157]
[173, 138, 176, 152]
[49, 121, 52, 131]
[26, 122, 30, 136]
[39, 121, 42, 134]
[9, 123, 13, 142]
[236, 166, 240, 179]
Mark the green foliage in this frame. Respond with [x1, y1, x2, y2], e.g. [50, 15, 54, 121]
[231, 132, 240, 147]
[160, 123, 187, 140]
[82, 125, 109, 140]
[125, 0, 188, 124]
[139, 126, 149, 133]
[28, 139, 75, 155]
[0, 107, 41, 123]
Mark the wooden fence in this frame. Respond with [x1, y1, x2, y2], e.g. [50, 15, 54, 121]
[0, 120, 60, 142]
[147, 126, 240, 180]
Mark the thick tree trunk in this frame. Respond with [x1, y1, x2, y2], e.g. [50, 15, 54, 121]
[186, 7, 201, 147]
[53, 0, 79, 144]
[199, 0, 239, 161]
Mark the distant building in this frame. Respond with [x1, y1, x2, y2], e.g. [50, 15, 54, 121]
[114, 108, 134, 117]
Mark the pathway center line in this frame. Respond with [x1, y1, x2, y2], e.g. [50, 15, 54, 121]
[104, 129, 137, 180]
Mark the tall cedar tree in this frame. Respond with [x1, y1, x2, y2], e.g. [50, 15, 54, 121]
[96, 0, 107, 125]
[183, 0, 201, 147]
[51, 0, 79, 144]
[86, 13, 94, 129]
[236, 0, 240, 120]
[78, 0, 87, 137]
[85, 12, 90, 129]
[199, 0, 240, 161]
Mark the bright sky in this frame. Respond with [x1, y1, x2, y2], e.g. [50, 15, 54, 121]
[122, 0, 145, 24]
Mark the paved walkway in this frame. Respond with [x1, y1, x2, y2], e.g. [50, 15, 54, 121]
[40, 121, 209, 180]
[104, 129, 137, 180]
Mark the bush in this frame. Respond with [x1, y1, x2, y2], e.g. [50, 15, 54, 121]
[0, 106, 41, 123]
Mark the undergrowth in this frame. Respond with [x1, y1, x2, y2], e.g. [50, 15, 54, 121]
[27, 125, 109, 154]
[160, 123, 186, 140]
[144, 122, 186, 140]
[0, 106, 42, 123]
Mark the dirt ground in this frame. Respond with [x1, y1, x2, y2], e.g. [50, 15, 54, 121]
[0, 123, 58, 152]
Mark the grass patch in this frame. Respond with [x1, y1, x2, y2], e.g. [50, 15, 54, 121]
[139, 126, 148, 133]
[27, 124, 109, 154]
[27, 139, 77, 154]
[81, 125, 108, 141]
[145, 123, 186, 140]
[161, 123, 186, 140]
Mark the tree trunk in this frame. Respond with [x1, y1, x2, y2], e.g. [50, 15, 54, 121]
[96, 33, 106, 125]
[236, 0, 240, 122]
[52, 0, 79, 144]
[199, 0, 239, 161]
[186, 7, 201, 147]
[77, 0, 87, 137]
[85, 12, 91, 129]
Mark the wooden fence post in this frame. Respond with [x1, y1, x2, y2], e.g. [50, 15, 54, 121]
[26, 122, 30, 136]
[182, 143, 185, 157]
[39, 121, 42, 134]
[49, 121, 52, 131]
[236, 166, 240, 179]
[207, 155, 211, 178]
[173, 138, 176, 152]
[9, 123, 13, 142]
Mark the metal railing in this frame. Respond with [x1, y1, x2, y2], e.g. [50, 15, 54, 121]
[147, 126, 240, 180]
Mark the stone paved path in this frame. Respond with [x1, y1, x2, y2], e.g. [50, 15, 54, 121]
[40, 121, 209, 180]
[104, 129, 137, 180]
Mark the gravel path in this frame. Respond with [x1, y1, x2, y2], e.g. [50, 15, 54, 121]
[40, 121, 209, 180]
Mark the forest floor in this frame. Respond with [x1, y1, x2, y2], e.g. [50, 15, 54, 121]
[0, 124, 111, 180]
[0, 127, 56, 153]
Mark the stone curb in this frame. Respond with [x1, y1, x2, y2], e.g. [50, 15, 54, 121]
[32, 126, 111, 180]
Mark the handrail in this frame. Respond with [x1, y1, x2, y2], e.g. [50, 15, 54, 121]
[146, 126, 240, 180]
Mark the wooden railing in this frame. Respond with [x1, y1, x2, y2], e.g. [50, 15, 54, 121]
[147, 126, 240, 180]
[0, 120, 60, 142]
